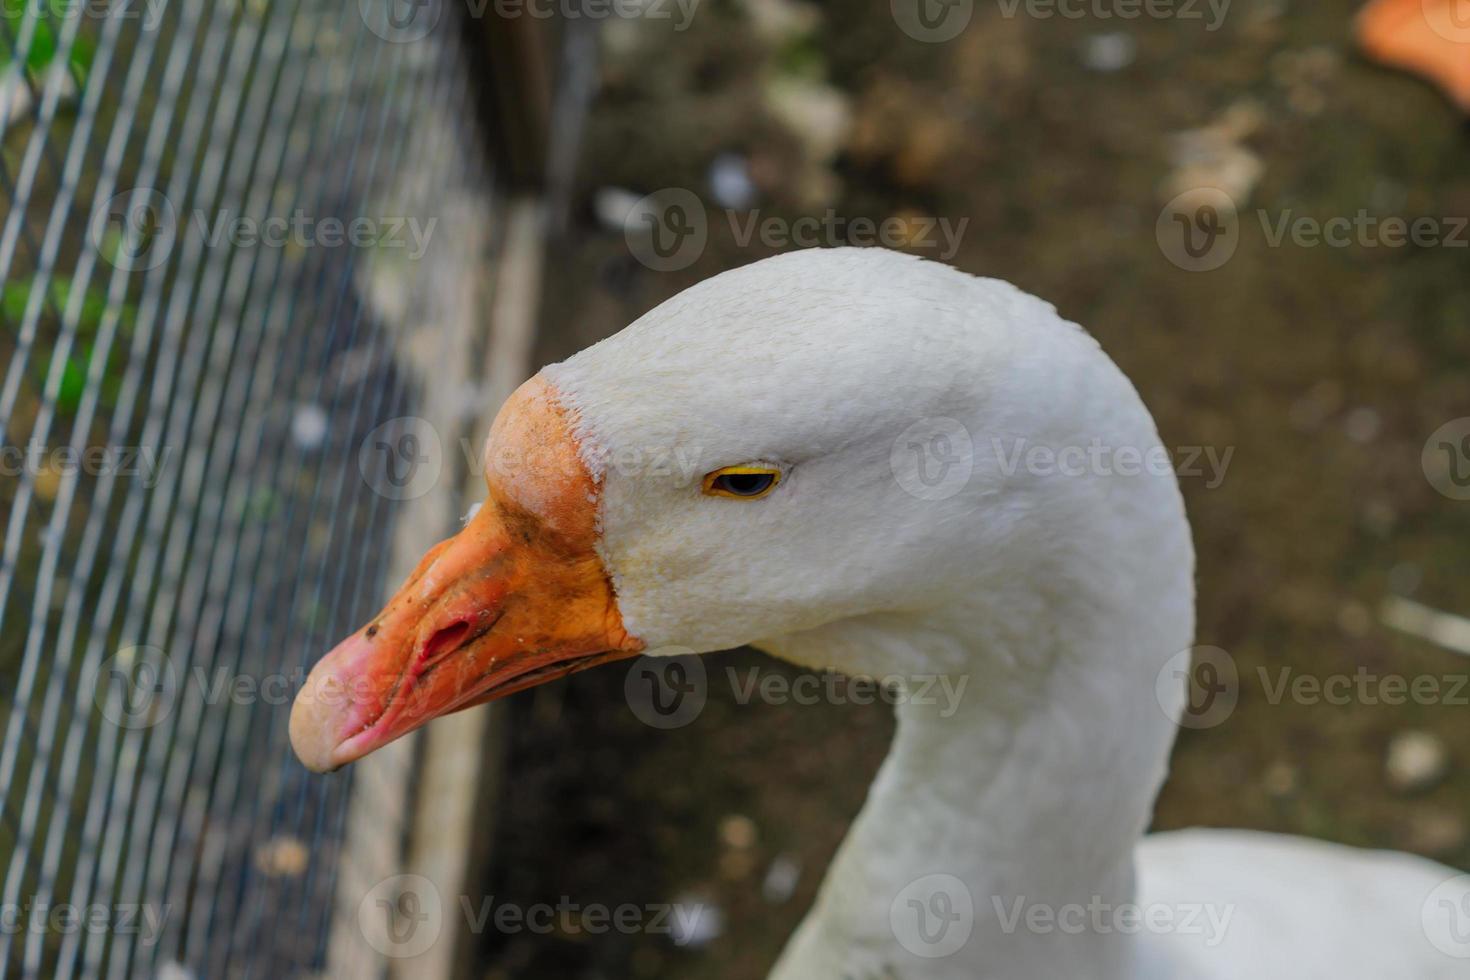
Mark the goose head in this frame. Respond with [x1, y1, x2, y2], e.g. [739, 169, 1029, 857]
[290, 247, 1192, 774]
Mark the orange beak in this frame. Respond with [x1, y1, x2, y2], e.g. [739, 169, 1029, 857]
[289, 377, 642, 772]
[1357, 0, 1470, 111]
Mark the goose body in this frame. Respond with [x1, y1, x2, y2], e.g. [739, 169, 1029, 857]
[292, 248, 1467, 977]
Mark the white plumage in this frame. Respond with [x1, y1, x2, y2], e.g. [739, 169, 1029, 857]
[538, 248, 1464, 978]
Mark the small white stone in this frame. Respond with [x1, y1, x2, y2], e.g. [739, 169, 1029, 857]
[1082, 33, 1137, 73]
[1386, 730, 1448, 793]
[291, 403, 329, 451]
[709, 153, 757, 210]
[762, 854, 801, 904]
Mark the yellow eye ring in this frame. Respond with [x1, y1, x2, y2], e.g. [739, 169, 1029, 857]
[702, 465, 782, 500]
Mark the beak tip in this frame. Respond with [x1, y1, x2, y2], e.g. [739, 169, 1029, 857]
[290, 667, 348, 773]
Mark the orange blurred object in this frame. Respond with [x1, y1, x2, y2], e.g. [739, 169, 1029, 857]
[1356, 0, 1470, 110]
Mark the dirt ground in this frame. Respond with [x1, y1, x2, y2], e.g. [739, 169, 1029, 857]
[479, 1, 1470, 976]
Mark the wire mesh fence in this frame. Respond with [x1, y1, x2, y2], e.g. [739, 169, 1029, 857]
[0, 0, 505, 975]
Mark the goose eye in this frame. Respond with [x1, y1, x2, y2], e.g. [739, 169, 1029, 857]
[702, 466, 781, 500]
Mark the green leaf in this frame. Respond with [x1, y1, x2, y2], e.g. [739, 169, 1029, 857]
[1, 0, 97, 83]
[57, 351, 85, 411]
[1, 275, 137, 337]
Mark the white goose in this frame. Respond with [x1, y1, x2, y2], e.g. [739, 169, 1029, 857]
[291, 248, 1466, 978]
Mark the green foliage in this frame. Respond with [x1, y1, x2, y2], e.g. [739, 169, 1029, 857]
[2, 274, 136, 338]
[3, 274, 137, 413]
[1, 0, 99, 83]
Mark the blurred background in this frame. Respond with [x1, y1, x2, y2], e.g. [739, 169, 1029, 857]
[2, 0, 1469, 978]
[497, 1, 1470, 976]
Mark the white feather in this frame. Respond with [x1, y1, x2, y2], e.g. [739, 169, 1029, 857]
[541, 248, 1462, 978]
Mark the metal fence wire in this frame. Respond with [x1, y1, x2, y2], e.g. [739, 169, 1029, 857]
[0, 0, 507, 975]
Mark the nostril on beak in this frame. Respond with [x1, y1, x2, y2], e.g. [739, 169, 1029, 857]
[421, 621, 471, 667]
